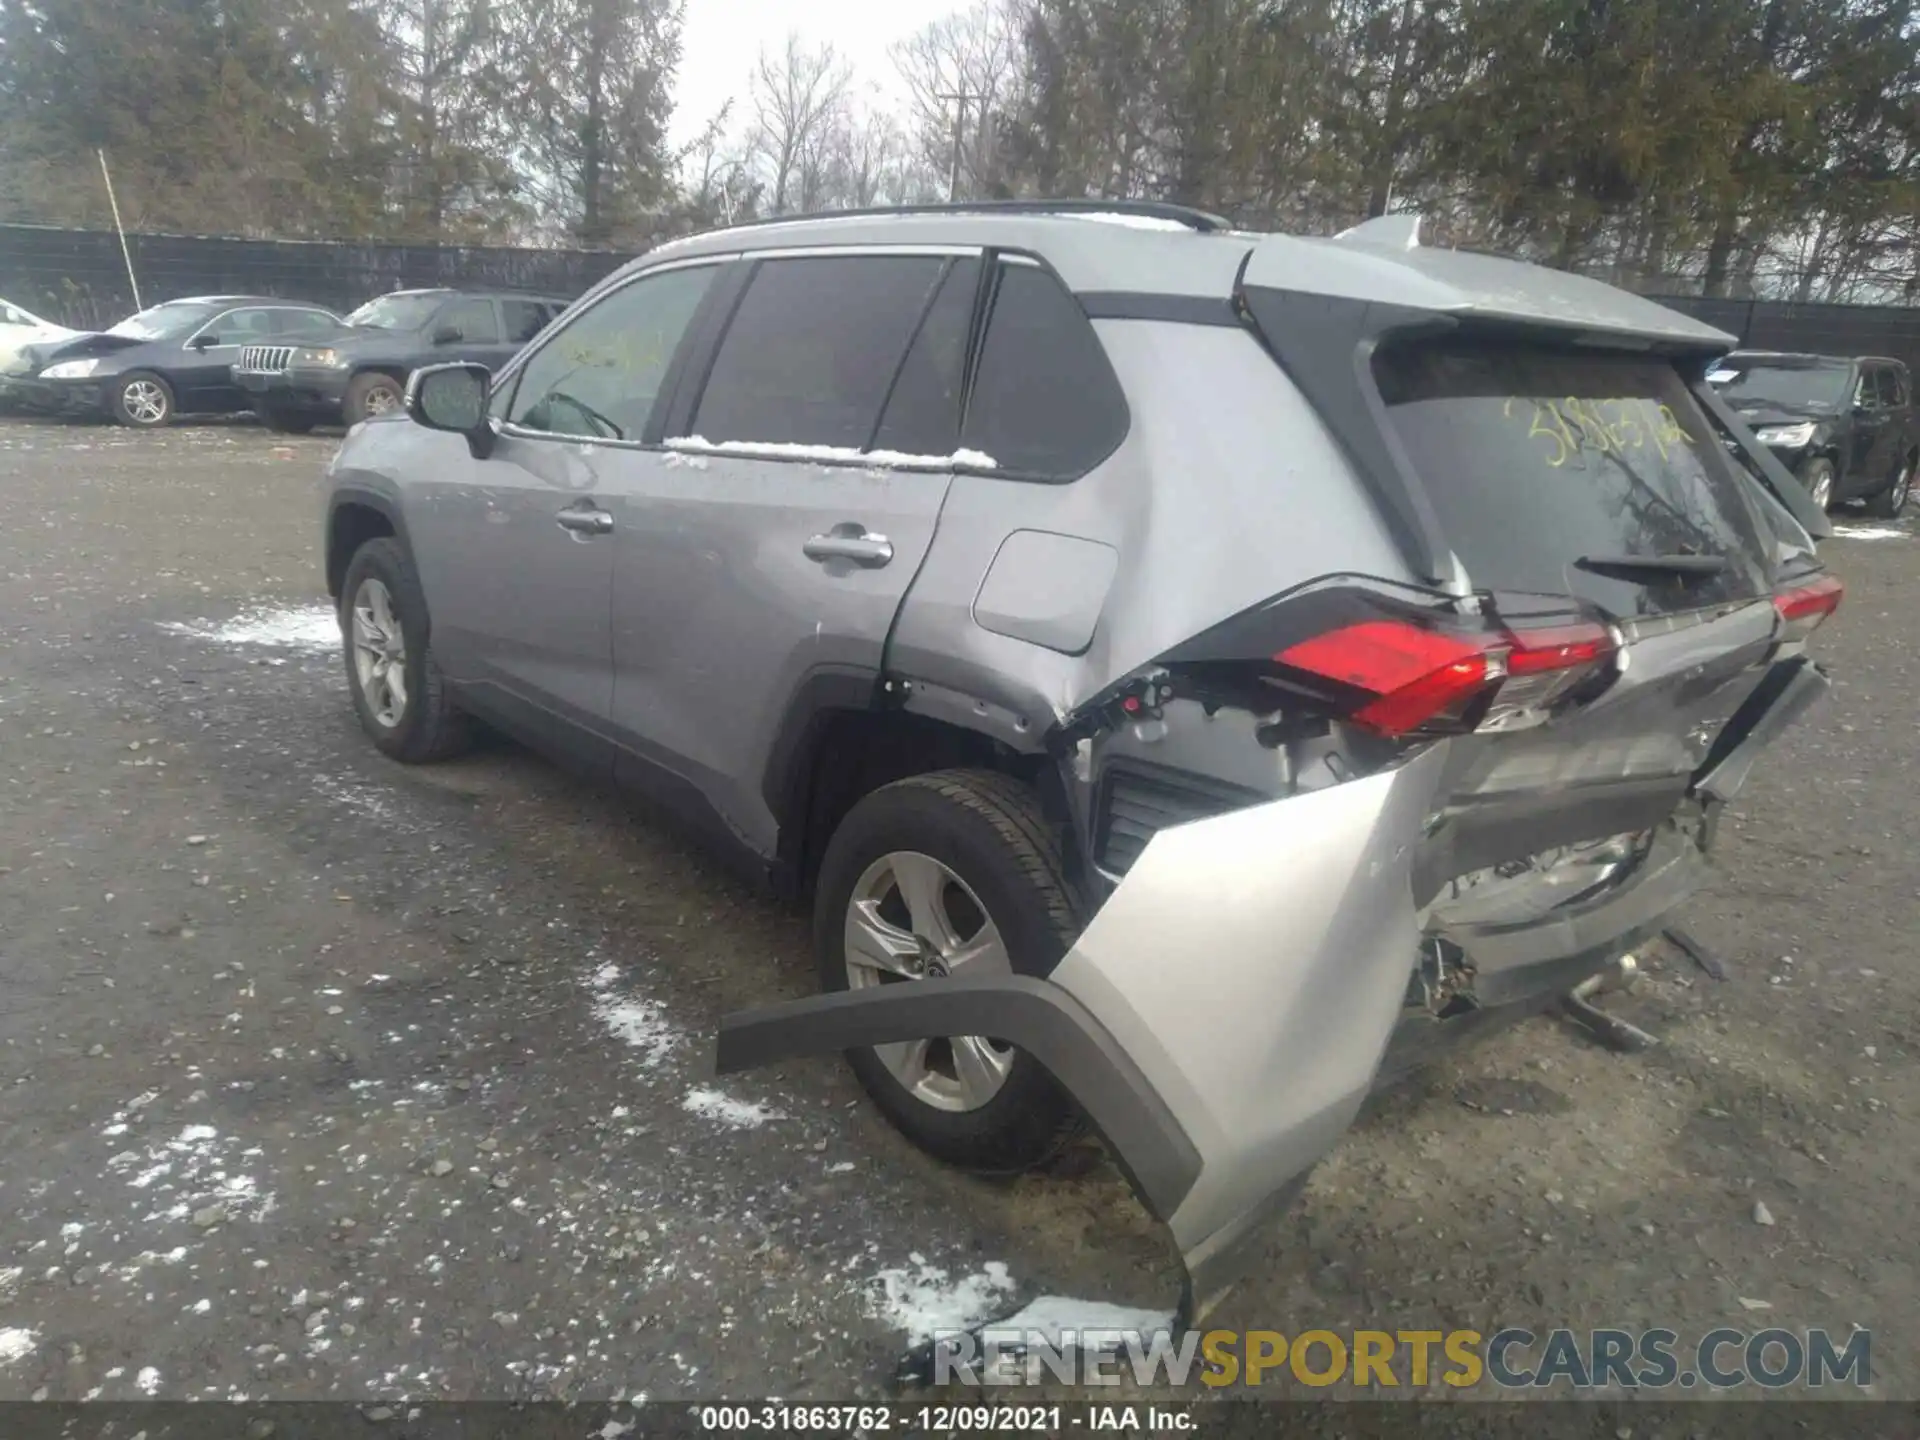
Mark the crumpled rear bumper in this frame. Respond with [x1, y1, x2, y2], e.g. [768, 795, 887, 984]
[720, 747, 1449, 1321]
[713, 657, 1826, 1320]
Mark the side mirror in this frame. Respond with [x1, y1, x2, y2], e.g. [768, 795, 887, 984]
[189, 333, 220, 351]
[431, 325, 462, 345]
[405, 362, 495, 459]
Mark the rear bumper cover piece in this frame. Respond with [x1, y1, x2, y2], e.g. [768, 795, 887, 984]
[717, 747, 1451, 1321]
[711, 660, 1824, 1320]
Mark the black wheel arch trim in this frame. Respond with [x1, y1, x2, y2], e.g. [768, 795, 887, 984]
[325, 487, 414, 600]
[712, 973, 1202, 1222]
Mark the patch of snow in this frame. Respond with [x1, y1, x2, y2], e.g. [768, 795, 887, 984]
[983, 1295, 1177, 1345]
[681, 1088, 784, 1129]
[0, 1328, 37, 1367]
[666, 435, 997, 470]
[1059, 210, 1196, 231]
[136, 1365, 162, 1395]
[1830, 524, 1906, 541]
[589, 961, 622, 989]
[593, 994, 680, 1070]
[157, 603, 340, 652]
[871, 1256, 1017, 1343]
[312, 775, 400, 822]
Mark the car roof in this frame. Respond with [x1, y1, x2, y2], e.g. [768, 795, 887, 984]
[371, 288, 569, 302]
[637, 206, 1730, 350]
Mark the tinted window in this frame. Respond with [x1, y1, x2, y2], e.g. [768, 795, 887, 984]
[1875, 366, 1905, 408]
[198, 307, 276, 345]
[1374, 341, 1772, 618]
[1710, 357, 1853, 411]
[437, 298, 499, 344]
[691, 255, 945, 449]
[347, 293, 443, 331]
[506, 265, 715, 441]
[962, 264, 1128, 476]
[501, 299, 550, 344]
[274, 309, 339, 337]
[871, 259, 979, 456]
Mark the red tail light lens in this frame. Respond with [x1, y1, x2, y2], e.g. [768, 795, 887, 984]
[1774, 574, 1842, 639]
[1275, 617, 1617, 738]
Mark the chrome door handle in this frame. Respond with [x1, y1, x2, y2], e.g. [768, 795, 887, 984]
[803, 531, 893, 567]
[556, 506, 613, 535]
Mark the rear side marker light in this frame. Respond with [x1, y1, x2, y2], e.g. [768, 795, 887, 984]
[1773, 574, 1842, 640]
[1275, 618, 1617, 738]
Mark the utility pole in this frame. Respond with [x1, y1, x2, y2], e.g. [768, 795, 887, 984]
[936, 90, 977, 201]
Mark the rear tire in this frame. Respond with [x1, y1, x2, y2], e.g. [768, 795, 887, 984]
[814, 769, 1085, 1173]
[343, 372, 404, 426]
[339, 536, 471, 764]
[1866, 452, 1913, 518]
[111, 370, 174, 428]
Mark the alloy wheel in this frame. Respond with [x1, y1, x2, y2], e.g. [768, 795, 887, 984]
[121, 380, 167, 425]
[350, 577, 408, 728]
[843, 850, 1016, 1112]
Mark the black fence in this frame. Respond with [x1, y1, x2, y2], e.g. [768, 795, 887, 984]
[0, 224, 634, 329]
[8, 224, 1920, 376]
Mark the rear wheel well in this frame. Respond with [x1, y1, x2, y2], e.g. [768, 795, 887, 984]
[780, 710, 1065, 900]
[327, 502, 396, 600]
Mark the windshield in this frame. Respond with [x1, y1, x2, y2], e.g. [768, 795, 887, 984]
[1708, 357, 1853, 411]
[345, 294, 444, 331]
[106, 301, 221, 341]
[1374, 341, 1771, 619]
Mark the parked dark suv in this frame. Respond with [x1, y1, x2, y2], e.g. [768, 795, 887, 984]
[235, 288, 570, 431]
[1710, 351, 1916, 516]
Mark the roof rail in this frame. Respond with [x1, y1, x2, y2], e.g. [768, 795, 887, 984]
[708, 198, 1235, 235]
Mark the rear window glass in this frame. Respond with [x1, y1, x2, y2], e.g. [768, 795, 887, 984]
[1709, 357, 1852, 411]
[1374, 342, 1772, 617]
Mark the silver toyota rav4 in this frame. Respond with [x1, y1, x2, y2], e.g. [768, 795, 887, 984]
[322, 201, 1840, 1321]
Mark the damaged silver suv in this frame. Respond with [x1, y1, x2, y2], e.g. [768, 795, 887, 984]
[321, 201, 1839, 1321]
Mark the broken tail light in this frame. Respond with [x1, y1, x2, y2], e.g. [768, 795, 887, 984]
[1274, 616, 1618, 739]
[1773, 573, 1842, 642]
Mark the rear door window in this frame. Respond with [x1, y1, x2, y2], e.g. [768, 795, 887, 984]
[961, 262, 1129, 477]
[1373, 341, 1773, 618]
[501, 299, 549, 344]
[437, 298, 500, 344]
[870, 258, 980, 456]
[691, 255, 946, 450]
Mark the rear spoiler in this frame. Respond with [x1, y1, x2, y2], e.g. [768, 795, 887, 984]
[1234, 217, 1831, 578]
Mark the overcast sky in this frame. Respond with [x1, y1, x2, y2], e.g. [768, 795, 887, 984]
[669, 0, 966, 149]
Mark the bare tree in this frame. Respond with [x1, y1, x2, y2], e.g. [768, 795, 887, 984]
[748, 32, 852, 214]
[891, 0, 1022, 200]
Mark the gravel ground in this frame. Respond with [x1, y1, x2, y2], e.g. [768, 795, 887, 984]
[0, 416, 1913, 1406]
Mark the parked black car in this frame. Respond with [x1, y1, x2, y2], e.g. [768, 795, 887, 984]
[1709, 350, 1917, 516]
[234, 289, 571, 432]
[23, 296, 345, 427]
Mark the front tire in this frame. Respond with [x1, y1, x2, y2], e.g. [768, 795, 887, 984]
[343, 372, 403, 427]
[814, 769, 1085, 1173]
[111, 371, 174, 428]
[339, 537, 470, 764]
[1866, 452, 1913, 518]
